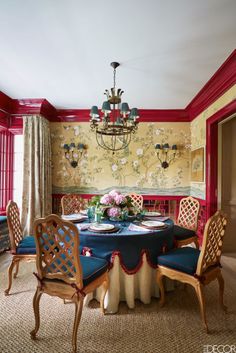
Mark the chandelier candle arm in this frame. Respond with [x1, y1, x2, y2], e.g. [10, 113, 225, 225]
[90, 61, 139, 153]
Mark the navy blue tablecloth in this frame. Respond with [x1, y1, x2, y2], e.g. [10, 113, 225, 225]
[77, 219, 174, 273]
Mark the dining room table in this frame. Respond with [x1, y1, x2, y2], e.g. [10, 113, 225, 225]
[72, 215, 175, 313]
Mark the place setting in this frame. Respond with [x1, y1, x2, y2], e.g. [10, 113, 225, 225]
[61, 213, 88, 223]
[128, 219, 168, 232]
[87, 223, 121, 234]
[139, 220, 167, 230]
[142, 211, 170, 222]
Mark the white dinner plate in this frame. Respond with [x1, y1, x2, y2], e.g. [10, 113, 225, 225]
[62, 214, 86, 221]
[145, 211, 161, 217]
[79, 210, 87, 215]
[90, 223, 115, 231]
[141, 220, 165, 228]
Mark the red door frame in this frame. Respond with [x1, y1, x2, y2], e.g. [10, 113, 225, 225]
[206, 99, 236, 219]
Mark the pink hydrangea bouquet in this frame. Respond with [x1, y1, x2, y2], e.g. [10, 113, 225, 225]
[90, 190, 133, 219]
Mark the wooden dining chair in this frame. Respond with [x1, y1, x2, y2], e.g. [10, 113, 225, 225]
[174, 196, 200, 248]
[4, 200, 36, 295]
[61, 194, 86, 215]
[31, 214, 109, 353]
[128, 193, 143, 212]
[156, 210, 227, 332]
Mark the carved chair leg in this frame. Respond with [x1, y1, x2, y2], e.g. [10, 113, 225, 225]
[72, 299, 84, 353]
[30, 287, 42, 340]
[194, 283, 209, 333]
[100, 276, 109, 314]
[156, 269, 165, 307]
[13, 260, 20, 279]
[217, 272, 227, 312]
[4, 258, 17, 295]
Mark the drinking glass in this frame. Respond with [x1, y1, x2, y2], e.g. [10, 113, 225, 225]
[121, 209, 128, 226]
[87, 206, 95, 223]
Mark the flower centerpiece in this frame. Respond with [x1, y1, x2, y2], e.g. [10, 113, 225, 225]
[89, 190, 133, 220]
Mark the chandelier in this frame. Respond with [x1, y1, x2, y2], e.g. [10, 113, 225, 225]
[89, 62, 139, 153]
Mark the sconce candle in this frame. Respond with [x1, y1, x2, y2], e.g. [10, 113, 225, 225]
[155, 143, 178, 169]
[63, 143, 86, 168]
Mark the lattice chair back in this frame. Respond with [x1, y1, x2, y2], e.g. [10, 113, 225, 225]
[177, 196, 200, 231]
[196, 211, 227, 277]
[128, 193, 143, 211]
[34, 214, 83, 289]
[6, 200, 23, 253]
[61, 194, 86, 215]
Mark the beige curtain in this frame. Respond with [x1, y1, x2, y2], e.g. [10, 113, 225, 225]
[21, 115, 52, 235]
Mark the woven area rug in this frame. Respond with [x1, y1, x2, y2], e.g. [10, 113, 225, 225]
[0, 254, 236, 353]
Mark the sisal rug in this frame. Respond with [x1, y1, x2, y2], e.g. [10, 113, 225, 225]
[0, 255, 236, 353]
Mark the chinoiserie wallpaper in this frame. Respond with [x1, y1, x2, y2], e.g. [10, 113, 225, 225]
[50, 122, 191, 195]
[190, 84, 236, 199]
[50, 84, 236, 199]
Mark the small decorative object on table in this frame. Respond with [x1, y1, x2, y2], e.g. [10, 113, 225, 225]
[87, 206, 95, 223]
[94, 203, 103, 223]
[89, 190, 134, 221]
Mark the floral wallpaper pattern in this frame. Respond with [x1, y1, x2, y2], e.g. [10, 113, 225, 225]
[50, 84, 236, 198]
[51, 122, 191, 195]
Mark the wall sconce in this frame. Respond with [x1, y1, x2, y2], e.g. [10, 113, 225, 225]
[155, 143, 178, 169]
[63, 143, 86, 168]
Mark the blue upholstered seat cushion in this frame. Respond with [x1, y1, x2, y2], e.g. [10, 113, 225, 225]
[157, 247, 200, 275]
[16, 236, 36, 254]
[173, 225, 196, 240]
[80, 256, 108, 287]
[46, 255, 108, 288]
[0, 216, 7, 224]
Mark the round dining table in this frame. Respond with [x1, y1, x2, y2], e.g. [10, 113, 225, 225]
[76, 218, 174, 313]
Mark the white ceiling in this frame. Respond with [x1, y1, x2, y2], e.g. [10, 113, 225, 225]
[0, 0, 235, 109]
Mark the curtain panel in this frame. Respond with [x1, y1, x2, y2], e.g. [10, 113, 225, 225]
[21, 115, 52, 235]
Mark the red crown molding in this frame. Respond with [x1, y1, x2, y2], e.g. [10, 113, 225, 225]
[0, 96, 58, 132]
[56, 109, 90, 122]
[0, 91, 13, 128]
[0, 91, 13, 112]
[11, 98, 45, 115]
[11, 98, 57, 119]
[187, 49, 236, 121]
[56, 108, 189, 122]
[0, 98, 58, 132]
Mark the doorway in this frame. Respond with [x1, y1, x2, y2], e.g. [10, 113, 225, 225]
[218, 115, 236, 252]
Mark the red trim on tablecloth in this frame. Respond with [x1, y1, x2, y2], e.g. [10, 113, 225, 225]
[108, 249, 157, 275]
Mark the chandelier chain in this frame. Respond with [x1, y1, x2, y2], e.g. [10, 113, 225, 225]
[113, 68, 116, 89]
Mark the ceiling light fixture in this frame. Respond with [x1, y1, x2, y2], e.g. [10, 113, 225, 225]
[89, 62, 139, 153]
